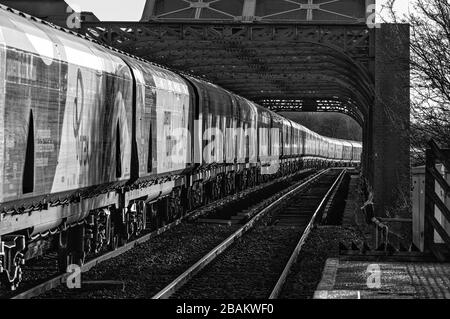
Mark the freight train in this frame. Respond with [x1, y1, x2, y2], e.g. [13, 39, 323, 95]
[0, 5, 362, 289]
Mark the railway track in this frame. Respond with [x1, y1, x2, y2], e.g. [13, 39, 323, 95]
[6, 168, 321, 299]
[153, 168, 346, 299]
[8, 216, 192, 299]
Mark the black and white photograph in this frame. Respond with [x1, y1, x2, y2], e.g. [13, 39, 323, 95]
[0, 0, 449, 310]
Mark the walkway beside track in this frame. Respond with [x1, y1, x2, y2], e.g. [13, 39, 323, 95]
[314, 258, 450, 299]
[314, 173, 450, 299]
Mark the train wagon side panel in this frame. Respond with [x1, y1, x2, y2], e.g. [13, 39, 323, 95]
[270, 113, 284, 159]
[49, 39, 134, 193]
[205, 87, 233, 165]
[290, 120, 299, 157]
[117, 57, 155, 178]
[235, 97, 258, 164]
[245, 100, 259, 164]
[0, 22, 63, 203]
[299, 127, 307, 156]
[120, 55, 166, 178]
[0, 9, 133, 205]
[291, 122, 298, 157]
[256, 106, 271, 164]
[151, 68, 190, 175]
[0, 28, 5, 199]
[186, 77, 235, 166]
[225, 96, 239, 165]
[282, 119, 292, 157]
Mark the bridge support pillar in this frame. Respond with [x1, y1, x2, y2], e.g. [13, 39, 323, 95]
[372, 24, 410, 228]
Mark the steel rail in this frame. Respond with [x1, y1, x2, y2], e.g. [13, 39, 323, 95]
[10, 215, 188, 299]
[152, 169, 330, 299]
[268, 168, 347, 299]
[10, 168, 316, 299]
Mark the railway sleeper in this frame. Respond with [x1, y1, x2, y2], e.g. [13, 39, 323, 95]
[0, 164, 335, 292]
[0, 168, 257, 291]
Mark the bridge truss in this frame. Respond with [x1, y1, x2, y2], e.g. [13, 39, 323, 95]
[79, 0, 410, 220]
[82, 22, 374, 127]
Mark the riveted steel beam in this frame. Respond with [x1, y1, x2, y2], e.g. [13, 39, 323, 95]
[80, 21, 373, 124]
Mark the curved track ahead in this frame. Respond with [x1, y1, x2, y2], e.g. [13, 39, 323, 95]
[8, 169, 319, 299]
[153, 169, 346, 299]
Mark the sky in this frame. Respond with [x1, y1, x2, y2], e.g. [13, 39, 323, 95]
[65, 0, 147, 21]
[65, 0, 411, 22]
[377, 0, 410, 21]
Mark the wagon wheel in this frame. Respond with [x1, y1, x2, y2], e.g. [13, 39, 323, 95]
[228, 173, 235, 194]
[171, 189, 182, 219]
[108, 224, 119, 251]
[194, 183, 203, 207]
[135, 201, 146, 235]
[0, 251, 24, 291]
[175, 188, 183, 218]
[185, 187, 193, 211]
[168, 197, 177, 221]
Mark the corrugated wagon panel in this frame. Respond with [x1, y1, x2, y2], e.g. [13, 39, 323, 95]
[0, 7, 136, 205]
[2, 47, 65, 202]
[0, 36, 5, 201]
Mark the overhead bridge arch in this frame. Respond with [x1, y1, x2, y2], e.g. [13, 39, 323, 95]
[80, 0, 410, 221]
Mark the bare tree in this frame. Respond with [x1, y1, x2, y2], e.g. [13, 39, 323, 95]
[384, 0, 450, 161]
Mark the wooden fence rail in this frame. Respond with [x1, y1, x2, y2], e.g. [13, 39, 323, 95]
[424, 140, 450, 261]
